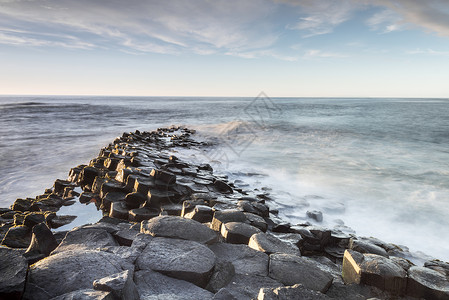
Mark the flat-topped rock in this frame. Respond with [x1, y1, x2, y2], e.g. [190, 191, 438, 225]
[51, 227, 118, 254]
[249, 232, 301, 255]
[134, 270, 213, 300]
[25, 250, 132, 300]
[342, 250, 407, 295]
[223, 274, 282, 299]
[136, 237, 216, 287]
[269, 253, 333, 293]
[209, 243, 269, 276]
[141, 215, 217, 244]
[407, 266, 449, 300]
[211, 210, 246, 231]
[129, 207, 159, 222]
[0, 247, 28, 300]
[93, 270, 139, 300]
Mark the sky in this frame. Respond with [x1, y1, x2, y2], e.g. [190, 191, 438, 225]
[0, 0, 449, 97]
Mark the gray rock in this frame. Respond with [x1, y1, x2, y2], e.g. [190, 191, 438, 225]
[306, 210, 323, 222]
[342, 250, 407, 295]
[224, 274, 283, 299]
[1, 225, 31, 248]
[23, 212, 46, 228]
[128, 207, 159, 222]
[269, 253, 333, 293]
[0, 247, 28, 299]
[184, 205, 214, 223]
[141, 215, 217, 244]
[243, 212, 268, 232]
[52, 227, 118, 254]
[212, 180, 233, 194]
[258, 284, 331, 300]
[221, 222, 261, 244]
[25, 250, 131, 299]
[93, 270, 139, 300]
[205, 261, 235, 293]
[134, 269, 213, 300]
[136, 237, 216, 287]
[50, 289, 114, 300]
[25, 222, 58, 256]
[349, 239, 389, 257]
[112, 227, 140, 247]
[249, 232, 301, 255]
[209, 243, 269, 276]
[48, 215, 78, 229]
[213, 288, 238, 300]
[407, 266, 449, 300]
[211, 210, 246, 231]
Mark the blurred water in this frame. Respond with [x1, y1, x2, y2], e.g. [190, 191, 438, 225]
[1, 95, 448, 260]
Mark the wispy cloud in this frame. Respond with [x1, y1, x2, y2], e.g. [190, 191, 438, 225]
[407, 48, 449, 56]
[366, 9, 404, 33]
[303, 49, 348, 59]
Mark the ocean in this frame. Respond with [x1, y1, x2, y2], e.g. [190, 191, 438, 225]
[1, 95, 448, 261]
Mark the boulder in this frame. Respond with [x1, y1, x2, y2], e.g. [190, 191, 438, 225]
[1, 225, 31, 248]
[0, 247, 28, 300]
[136, 237, 216, 287]
[306, 210, 323, 222]
[211, 210, 246, 231]
[25, 223, 58, 257]
[134, 270, 213, 300]
[223, 274, 282, 299]
[11, 198, 32, 212]
[258, 284, 331, 300]
[25, 250, 131, 300]
[79, 166, 101, 186]
[342, 250, 407, 295]
[349, 239, 389, 257]
[212, 180, 233, 194]
[249, 233, 301, 255]
[93, 270, 139, 300]
[269, 253, 333, 293]
[221, 222, 261, 244]
[184, 205, 214, 223]
[141, 215, 217, 244]
[52, 227, 118, 254]
[205, 261, 235, 293]
[50, 289, 114, 300]
[243, 212, 268, 232]
[23, 212, 46, 228]
[407, 266, 449, 300]
[48, 215, 77, 229]
[209, 243, 269, 276]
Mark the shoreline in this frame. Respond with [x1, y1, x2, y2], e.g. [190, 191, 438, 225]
[1, 126, 448, 299]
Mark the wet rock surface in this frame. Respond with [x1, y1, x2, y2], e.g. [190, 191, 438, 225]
[0, 126, 447, 300]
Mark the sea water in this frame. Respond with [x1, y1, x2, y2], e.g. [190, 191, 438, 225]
[0, 95, 448, 261]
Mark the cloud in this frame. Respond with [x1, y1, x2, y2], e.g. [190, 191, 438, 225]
[366, 9, 404, 33]
[407, 48, 449, 56]
[303, 49, 348, 58]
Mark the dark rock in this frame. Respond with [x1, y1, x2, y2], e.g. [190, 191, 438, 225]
[184, 205, 214, 223]
[0, 247, 28, 300]
[258, 284, 331, 300]
[205, 261, 235, 293]
[68, 165, 85, 183]
[212, 180, 233, 194]
[23, 212, 46, 228]
[1, 225, 31, 248]
[50, 289, 114, 300]
[52, 227, 118, 254]
[181, 199, 208, 216]
[223, 274, 282, 299]
[112, 227, 140, 247]
[80, 166, 101, 187]
[306, 210, 323, 222]
[342, 250, 407, 295]
[249, 232, 301, 255]
[136, 237, 216, 287]
[150, 169, 176, 184]
[128, 207, 159, 222]
[133, 178, 154, 195]
[100, 180, 125, 198]
[407, 266, 449, 300]
[25, 223, 58, 256]
[349, 238, 389, 257]
[424, 260, 449, 276]
[238, 200, 269, 217]
[209, 243, 269, 276]
[13, 213, 25, 226]
[141, 215, 217, 244]
[109, 202, 129, 220]
[211, 210, 246, 231]
[146, 189, 176, 207]
[10, 198, 32, 212]
[79, 192, 99, 204]
[134, 269, 213, 300]
[221, 222, 261, 244]
[124, 192, 147, 209]
[243, 212, 268, 232]
[53, 179, 74, 196]
[272, 223, 291, 233]
[25, 250, 131, 299]
[48, 215, 77, 229]
[269, 253, 333, 293]
[213, 288, 238, 300]
[160, 203, 183, 216]
[100, 192, 126, 211]
[93, 270, 139, 300]
[115, 168, 132, 183]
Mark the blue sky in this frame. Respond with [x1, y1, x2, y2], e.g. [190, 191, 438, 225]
[1, 0, 449, 97]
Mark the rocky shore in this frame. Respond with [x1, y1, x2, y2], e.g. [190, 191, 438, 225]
[1, 126, 449, 300]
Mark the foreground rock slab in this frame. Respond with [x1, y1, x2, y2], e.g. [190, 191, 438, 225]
[407, 266, 449, 300]
[134, 269, 213, 300]
[136, 237, 216, 287]
[0, 247, 28, 300]
[51, 227, 119, 254]
[141, 215, 217, 244]
[50, 289, 114, 300]
[258, 283, 331, 300]
[93, 270, 140, 300]
[25, 250, 132, 299]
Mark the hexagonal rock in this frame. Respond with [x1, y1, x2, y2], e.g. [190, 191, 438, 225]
[221, 222, 262, 244]
[141, 215, 217, 244]
[109, 201, 129, 220]
[134, 270, 213, 300]
[249, 232, 301, 255]
[24, 250, 131, 300]
[136, 237, 216, 288]
[184, 205, 214, 223]
[243, 212, 268, 232]
[128, 207, 159, 222]
[0, 247, 28, 300]
[258, 284, 331, 300]
[211, 210, 246, 232]
[406, 266, 449, 300]
[51, 227, 118, 254]
[209, 243, 269, 276]
[93, 270, 140, 300]
[269, 253, 333, 293]
[342, 250, 407, 295]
